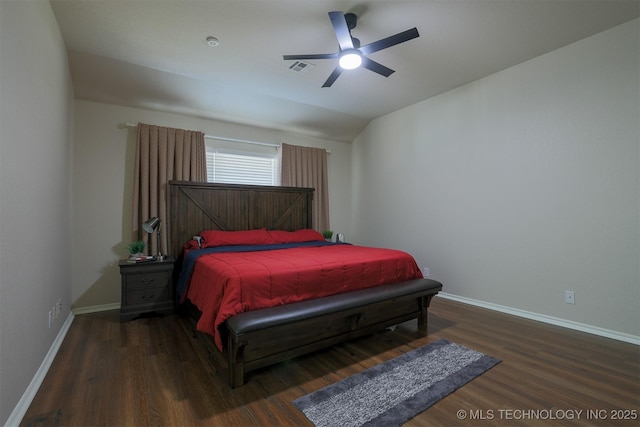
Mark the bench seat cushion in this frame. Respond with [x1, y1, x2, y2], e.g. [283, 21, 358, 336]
[226, 278, 442, 335]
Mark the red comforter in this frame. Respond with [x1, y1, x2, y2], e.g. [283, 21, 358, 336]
[184, 244, 423, 350]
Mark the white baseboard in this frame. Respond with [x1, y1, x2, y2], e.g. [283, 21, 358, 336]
[437, 292, 639, 346]
[4, 312, 75, 427]
[72, 302, 120, 315]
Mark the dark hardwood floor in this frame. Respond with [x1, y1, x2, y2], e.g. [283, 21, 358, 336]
[21, 297, 639, 426]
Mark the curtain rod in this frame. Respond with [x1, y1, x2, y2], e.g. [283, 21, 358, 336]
[123, 122, 280, 148]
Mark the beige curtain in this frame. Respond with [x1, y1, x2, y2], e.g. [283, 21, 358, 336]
[280, 143, 329, 231]
[132, 123, 206, 256]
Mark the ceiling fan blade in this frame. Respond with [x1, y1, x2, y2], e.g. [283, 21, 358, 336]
[358, 27, 419, 55]
[361, 57, 395, 77]
[283, 53, 339, 60]
[322, 67, 343, 88]
[328, 11, 354, 50]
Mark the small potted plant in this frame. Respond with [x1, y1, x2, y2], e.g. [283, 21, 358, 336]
[127, 240, 145, 257]
[322, 230, 334, 242]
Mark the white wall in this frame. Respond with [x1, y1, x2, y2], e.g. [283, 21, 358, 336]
[0, 1, 74, 424]
[72, 101, 352, 309]
[351, 19, 639, 338]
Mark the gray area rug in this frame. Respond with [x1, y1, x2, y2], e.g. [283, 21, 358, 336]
[293, 339, 500, 427]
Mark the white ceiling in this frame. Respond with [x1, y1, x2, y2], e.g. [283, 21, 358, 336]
[49, 0, 639, 142]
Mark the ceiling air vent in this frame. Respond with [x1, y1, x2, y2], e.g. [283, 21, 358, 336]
[288, 60, 314, 73]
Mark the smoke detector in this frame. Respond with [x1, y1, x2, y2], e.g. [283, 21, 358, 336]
[206, 36, 220, 47]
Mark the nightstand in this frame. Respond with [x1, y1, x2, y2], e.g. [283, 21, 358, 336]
[119, 258, 175, 322]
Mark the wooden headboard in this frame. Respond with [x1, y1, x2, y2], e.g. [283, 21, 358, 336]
[167, 181, 314, 257]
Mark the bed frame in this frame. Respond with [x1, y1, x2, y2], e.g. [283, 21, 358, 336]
[167, 180, 442, 387]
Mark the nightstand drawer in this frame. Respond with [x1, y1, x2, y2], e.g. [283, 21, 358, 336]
[125, 271, 171, 290]
[119, 259, 176, 322]
[126, 286, 171, 305]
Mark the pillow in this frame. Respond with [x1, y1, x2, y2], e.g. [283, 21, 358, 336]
[183, 239, 201, 251]
[268, 229, 325, 243]
[199, 228, 274, 248]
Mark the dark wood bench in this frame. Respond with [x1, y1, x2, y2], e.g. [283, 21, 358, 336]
[225, 278, 443, 387]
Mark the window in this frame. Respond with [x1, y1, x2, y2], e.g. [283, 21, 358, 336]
[206, 148, 279, 186]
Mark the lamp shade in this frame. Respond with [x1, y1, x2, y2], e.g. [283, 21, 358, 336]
[142, 217, 160, 233]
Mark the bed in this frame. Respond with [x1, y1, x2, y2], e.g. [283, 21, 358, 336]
[168, 180, 443, 387]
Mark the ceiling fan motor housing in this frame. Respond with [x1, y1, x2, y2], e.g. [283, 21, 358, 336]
[344, 12, 357, 30]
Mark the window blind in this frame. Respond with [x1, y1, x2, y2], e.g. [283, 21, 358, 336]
[206, 149, 278, 186]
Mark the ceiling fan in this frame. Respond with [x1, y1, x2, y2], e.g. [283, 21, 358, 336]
[283, 11, 419, 88]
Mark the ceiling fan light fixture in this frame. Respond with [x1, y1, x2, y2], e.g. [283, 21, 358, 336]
[282, 11, 419, 87]
[339, 51, 362, 70]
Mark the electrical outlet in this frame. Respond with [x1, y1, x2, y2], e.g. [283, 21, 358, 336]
[565, 290, 575, 304]
[423, 267, 430, 277]
[56, 299, 62, 316]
